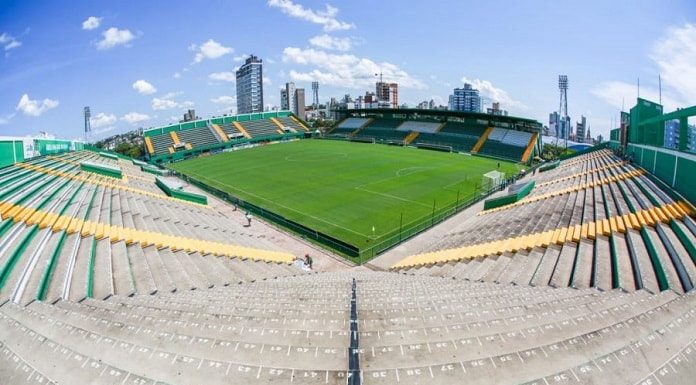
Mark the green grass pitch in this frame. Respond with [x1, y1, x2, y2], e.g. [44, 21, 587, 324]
[170, 140, 521, 252]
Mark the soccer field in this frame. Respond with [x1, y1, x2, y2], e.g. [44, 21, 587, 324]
[170, 140, 520, 255]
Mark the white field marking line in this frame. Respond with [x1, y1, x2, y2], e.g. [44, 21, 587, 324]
[354, 166, 437, 190]
[353, 186, 431, 209]
[190, 174, 373, 238]
[283, 152, 348, 162]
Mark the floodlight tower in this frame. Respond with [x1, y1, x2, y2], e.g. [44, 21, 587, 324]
[84, 106, 92, 143]
[558, 75, 569, 150]
[312, 81, 319, 109]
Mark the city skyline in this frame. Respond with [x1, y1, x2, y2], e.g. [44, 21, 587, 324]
[0, 0, 694, 140]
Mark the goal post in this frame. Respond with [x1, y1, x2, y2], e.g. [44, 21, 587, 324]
[482, 170, 505, 192]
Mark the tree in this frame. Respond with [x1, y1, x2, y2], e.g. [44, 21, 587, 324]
[114, 142, 143, 159]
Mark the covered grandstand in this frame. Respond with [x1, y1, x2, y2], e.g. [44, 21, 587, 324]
[329, 108, 542, 163]
[143, 110, 310, 164]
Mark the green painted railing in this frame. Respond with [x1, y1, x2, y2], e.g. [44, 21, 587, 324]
[483, 181, 535, 210]
[155, 177, 207, 205]
[80, 161, 122, 179]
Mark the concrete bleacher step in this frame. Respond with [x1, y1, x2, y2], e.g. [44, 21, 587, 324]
[529, 245, 561, 287]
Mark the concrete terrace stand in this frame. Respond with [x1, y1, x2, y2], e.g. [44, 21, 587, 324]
[79, 161, 122, 179]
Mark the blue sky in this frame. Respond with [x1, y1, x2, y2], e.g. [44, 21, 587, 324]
[1, 0, 694, 141]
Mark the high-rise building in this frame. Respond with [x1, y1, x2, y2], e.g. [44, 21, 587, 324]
[311, 81, 319, 109]
[486, 102, 508, 116]
[376, 82, 398, 108]
[448, 84, 481, 112]
[295, 88, 305, 118]
[549, 111, 571, 139]
[576, 116, 586, 142]
[280, 82, 305, 117]
[235, 55, 264, 114]
[182, 109, 197, 122]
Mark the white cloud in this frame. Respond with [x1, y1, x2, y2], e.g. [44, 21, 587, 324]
[282, 47, 424, 89]
[591, 81, 683, 113]
[192, 39, 233, 63]
[459, 76, 528, 111]
[132, 79, 157, 95]
[173, 72, 181, 79]
[309, 34, 351, 51]
[233, 54, 248, 62]
[16, 94, 59, 116]
[268, 0, 354, 32]
[96, 27, 135, 49]
[266, 58, 276, 64]
[151, 92, 193, 111]
[592, 23, 696, 113]
[90, 112, 117, 128]
[121, 112, 150, 124]
[210, 96, 236, 105]
[209, 71, 236, 82]
[0, 113, 16, 125]
[0, 32, 21, 52]
[263, 76, 272, 85]
[82, 16, 102, 30]
[650, 23, 696, 104]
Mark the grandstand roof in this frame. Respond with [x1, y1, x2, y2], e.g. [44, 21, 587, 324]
[340, 107, 543, 127]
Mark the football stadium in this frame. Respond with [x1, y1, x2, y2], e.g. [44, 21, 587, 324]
[1, 2, 696, 384]
[0, 98, 695, 384]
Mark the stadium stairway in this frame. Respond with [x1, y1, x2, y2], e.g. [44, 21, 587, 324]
[403, 131, 420, 144]
[144, 137, 155, 156]
[520, 132, 538, 163]
[470, 126, 493, 153]
[233, 121, 252, 139]
[210, 123, 229, 142]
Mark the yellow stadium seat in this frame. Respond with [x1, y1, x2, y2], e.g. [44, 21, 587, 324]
[581, 223, 588, 239]
[654, 207, 669, 223]
[642, 210, 655, 226]
[601, 219, 611, 235]
[572, 225, 581, 242]
[557, 228, 567, 245]
[588, 222, 596, 239]
[616, 216, 626, 233]
[609, 217, 618, 233]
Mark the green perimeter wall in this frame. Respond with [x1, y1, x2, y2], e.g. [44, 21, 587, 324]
[34, 139, 73, 155]
[0, 140, 24, 168]
[628, 143, 696, 204]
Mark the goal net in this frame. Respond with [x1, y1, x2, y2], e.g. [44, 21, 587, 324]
[482, 170, 505, 192]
